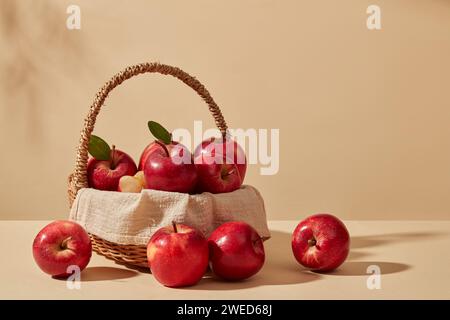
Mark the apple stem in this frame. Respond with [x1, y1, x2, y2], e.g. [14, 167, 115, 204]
[110, 145, 116, 169]
[60, 236, 72, 250]
[221, 168, 236, 180]
[252, 237, 263, 245]
[155, 140, 170, 157]
[308, 238, 317, 247]
[172, 221, 178, 233]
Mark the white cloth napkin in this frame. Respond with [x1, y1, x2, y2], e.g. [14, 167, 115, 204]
[69, 185, 270, 245]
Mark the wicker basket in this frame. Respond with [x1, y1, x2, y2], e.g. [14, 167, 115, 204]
[68, 62, 235, 268]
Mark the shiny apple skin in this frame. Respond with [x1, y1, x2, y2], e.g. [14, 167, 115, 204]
[138, 141, 160, 170]
[147, 224, 209, 287]
[291, 213, 350, 272]
[194, 137, 247, 181]
[32, 220, 92, 278]
[143, 142, 197, 193]
[195, 162, 243, 194]
[194, 137, 247, 193]
[87, 149, 137, 191]
[208, 221, 265, 281]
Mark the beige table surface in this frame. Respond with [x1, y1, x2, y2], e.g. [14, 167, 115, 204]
[0, 220, 449, 300]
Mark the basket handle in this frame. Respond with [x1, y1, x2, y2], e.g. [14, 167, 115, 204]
[68, 62, 228, 206]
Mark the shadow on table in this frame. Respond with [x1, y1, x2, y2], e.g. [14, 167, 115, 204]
[347, 250, 371, 260]
[80, 266, 139, 282]
[187, 228, 421, 289]
[347, 230, 448, 266]
[52, 266, 139, 282]
[186, 230, 322, 290]
[351, 231, 447, 249]
[113, 261, 151, 274]
[324, 261, 411, 276]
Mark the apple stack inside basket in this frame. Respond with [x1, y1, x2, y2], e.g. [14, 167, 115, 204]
[67, 62, 269, 269]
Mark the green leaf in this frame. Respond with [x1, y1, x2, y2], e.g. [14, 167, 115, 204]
[147, 121, 172, 144]
[88, 135, 111, 160]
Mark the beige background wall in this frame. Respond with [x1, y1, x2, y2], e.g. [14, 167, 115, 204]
[1, 0, 449, 220]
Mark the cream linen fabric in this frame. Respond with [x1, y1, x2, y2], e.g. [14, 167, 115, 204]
[69, 185, 270, 245]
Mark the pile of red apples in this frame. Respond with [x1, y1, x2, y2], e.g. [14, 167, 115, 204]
[32, 121, 351, 287]
[87, 121, 247, 195]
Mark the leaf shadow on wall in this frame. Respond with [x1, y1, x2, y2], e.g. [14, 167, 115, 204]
[0, 0, 89, 143]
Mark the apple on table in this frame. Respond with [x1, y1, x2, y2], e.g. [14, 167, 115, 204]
[32, 220, 92, 278]
[208, 221, 265, 281]
[147, 222, 209, 287]
[291, 213, 350, 272]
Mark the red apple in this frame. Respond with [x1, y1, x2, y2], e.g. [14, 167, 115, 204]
[147, 222, 209, 287]
[143, 141, 197, 193]
[32, 220, 92, 278]
[87, 147, 137, 191]
[291, 213, 350, 272]
[208, 221, 265, 280]
[194, 137, 247, 193]
[138, 141, 160, 170]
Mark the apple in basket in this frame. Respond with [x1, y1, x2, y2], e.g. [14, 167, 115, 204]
[32, 220, 92, 278]
[147, 222, 209, 287]
[208, 221, 265, 280]
[87, 135, 137, 191]
[291, 213, 350, 272]
[194, 136, 247, 193]
[142, 121, 197, 193]
[138, 141, 160, 170]
[118, 171, 146, 193]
